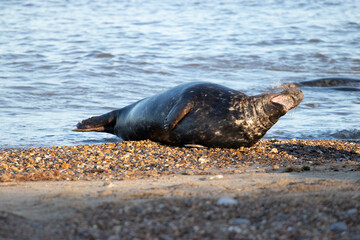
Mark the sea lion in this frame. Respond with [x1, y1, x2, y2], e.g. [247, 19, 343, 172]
[74, 82, 303, 148]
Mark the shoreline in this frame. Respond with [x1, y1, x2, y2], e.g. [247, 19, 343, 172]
[0, 139, 359, 182]
[0, 139, 359, 239]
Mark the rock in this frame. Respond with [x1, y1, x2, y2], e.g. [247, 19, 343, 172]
[272, 165, 280, 170]
[329, 222, 348, 232]
[217, 197, 237, 206]
[107, 235, 120, 240]
[227, 226, 243, 233]
[351, 234, 360, 240]
[346, 208, 357, 216]
[206, 175, 224, 180]
[198, 157, 207, 164]
[98, 190, 113, 197]
[229, 218, 250, 225]
[103, 182, 114, 188]
[276, 213, 287, 221]
[270, 148, 278, 153]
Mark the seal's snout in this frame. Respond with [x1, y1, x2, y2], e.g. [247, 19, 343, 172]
[271, 88, 303, 111]
[286, 88, 304, 108]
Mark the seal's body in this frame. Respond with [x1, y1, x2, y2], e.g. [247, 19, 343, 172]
[75, 82, 303, 148]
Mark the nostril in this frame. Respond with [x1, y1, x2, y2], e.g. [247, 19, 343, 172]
[271, 95, 295, 111]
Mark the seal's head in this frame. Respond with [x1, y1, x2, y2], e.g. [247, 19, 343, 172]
[262, 88, 304, 124]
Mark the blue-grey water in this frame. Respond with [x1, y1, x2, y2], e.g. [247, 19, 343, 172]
[1, 0, 359, 149]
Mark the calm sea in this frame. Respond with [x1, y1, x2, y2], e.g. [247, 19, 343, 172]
[1, 0, 359, 149]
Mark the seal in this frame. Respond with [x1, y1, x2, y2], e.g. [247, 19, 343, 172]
[299, 77, 359, 87]
[279, 78, 360, 91]
[74, 82, 304, 148]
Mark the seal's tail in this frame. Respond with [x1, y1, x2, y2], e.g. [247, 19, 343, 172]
[73, 110, 118, 134]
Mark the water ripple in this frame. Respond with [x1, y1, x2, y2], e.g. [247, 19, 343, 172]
[0, 0, 359, 148]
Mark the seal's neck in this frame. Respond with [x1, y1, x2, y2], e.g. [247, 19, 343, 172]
[251, 94, 287, 128]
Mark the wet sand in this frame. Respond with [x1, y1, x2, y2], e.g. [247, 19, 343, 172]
[0, 140, 359, 239]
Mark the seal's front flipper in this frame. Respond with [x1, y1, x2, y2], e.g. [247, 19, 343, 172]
[164, 99, 194, 131]
[73, 110, 118, 134]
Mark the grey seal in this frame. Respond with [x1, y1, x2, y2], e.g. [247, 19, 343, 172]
[279, 78, 360, 91]
[74, 82, 303, 148]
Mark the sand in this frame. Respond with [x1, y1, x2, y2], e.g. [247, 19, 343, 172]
[0, 139, 359, 239]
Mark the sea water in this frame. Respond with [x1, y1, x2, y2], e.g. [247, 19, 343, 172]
[0, 0, 359, 149]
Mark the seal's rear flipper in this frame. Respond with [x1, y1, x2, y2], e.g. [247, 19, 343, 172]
[73, 110, 118, 134]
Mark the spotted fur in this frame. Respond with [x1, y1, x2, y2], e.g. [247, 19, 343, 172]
[74, 82, 303, 148]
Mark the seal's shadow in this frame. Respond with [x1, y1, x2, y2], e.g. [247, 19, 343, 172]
[270, 142, 360, 162]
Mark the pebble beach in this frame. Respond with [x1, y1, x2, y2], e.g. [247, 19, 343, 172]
[0, 139, 359, 182]
[1, 139, 359, 239]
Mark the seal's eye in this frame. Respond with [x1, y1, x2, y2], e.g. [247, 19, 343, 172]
[271, 95, 294, 111]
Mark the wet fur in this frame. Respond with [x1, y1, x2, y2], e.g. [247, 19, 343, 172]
[75, 82, 303, 148]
